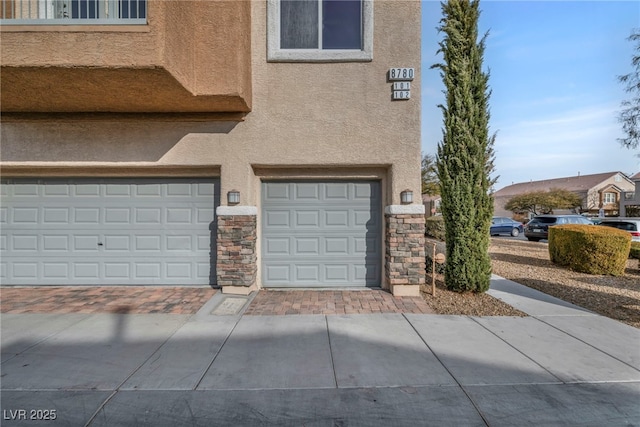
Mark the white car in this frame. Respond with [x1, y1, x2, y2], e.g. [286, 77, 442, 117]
[599, 218, 640, 242]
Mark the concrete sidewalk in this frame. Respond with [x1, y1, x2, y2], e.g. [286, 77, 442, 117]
[1, 277, 639, 426]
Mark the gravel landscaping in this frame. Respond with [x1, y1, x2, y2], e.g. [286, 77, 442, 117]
[421, 237, 640, 328]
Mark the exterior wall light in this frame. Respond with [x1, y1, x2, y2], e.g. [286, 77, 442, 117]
[227, 190, 240, 205]
[400, 189, 413, 204]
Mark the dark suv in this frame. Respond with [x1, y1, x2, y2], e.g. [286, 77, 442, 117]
[524, 214, 592, 242]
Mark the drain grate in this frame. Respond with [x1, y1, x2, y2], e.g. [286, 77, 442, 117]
[210, 296, 249, 315]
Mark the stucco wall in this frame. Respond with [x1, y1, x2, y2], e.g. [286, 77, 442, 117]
[0, 1, 252, 112]
[2, 0, 422, 206]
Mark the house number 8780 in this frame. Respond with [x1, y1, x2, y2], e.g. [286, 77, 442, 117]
[389, 68, 414, 81]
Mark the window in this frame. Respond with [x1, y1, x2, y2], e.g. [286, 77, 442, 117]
[268, 0, 373, 62]
[603, 192, 617, 204]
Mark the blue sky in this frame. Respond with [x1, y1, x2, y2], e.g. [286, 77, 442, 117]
[421, 0, 640, 190]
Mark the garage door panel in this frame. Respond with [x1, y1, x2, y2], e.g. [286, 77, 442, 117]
[325, 237, 349, 255]
[295, 238, 320, 255]
[135, 263, 161, 279]
[13, 262, 38, 278]
[105, 183, 131, 196]
[296, 265, 320, 281]
[43, 235, 69, 251]
[75, 263, 100, 279]
[75, 208, 100, 223]
[196, 182, 216, 196]
[325, 183, 349, 200]
[264, 182, 290, 200]
[167, 235, 193, 251]
[43, 262, 68, 278]
[295, 183, 320, 199]
[265, 264, 290, 283]
[266, 210, 290, 227]
[74, 235, 101, 251]
[135, 183, 162, 196]
[354, 182, 376, 199]
[104, 235, 131, 251]
[43, 184, 70, 196]
[135, 235, 162, 252]
[105, 263, 130, 278]
[166, 208, 192, 224]
[196, 207, 216, 224]
[13, 208, 38, 223]
[166, 263, 191, 278]
[355, 263, 380, 282]
[0, 178, 218, 285]
[324, 264, 349, 281]
[75, 184, 101, 196]
[262, 181, 381, 288]
[12, 234, 38, 251]
[135, 208, 162, 224]
[296, 211, 320, 227]
[43, 208, 70, 223]
[325, 210, 350, 228]
[105, 208, 131, 223]
[266, 237, 290, 255]
[13, 184, 38, 196]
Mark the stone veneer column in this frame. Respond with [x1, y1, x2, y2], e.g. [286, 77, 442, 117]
[385, 205, 426, 297]
[216, 206, 258, 295]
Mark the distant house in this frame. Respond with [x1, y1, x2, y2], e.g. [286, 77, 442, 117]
[422, 194, 442, 218]
[494, 172, 636, 218]
[621, 172, 640, 217]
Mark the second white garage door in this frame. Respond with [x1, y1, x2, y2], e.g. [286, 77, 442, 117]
[261, 181, 381, 288]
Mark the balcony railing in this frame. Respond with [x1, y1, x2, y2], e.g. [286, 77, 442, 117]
[0, 0, 146, 24]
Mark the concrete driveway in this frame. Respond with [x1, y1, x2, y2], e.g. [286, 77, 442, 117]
[2, 278, 639, 426]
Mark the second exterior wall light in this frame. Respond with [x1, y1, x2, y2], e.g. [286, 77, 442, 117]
[400, 189, 413, 204]
[227, 190, 240, 205]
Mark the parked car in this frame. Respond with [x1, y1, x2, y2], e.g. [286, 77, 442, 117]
[598, 218, 640, 242]
[524, 214, 592, 242]
[490, 217, 524, 237]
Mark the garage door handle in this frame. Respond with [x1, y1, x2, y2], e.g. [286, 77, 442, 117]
[97, 242, 104, 246]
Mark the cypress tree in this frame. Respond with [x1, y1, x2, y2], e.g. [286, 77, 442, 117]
[433, 0, 496, 292]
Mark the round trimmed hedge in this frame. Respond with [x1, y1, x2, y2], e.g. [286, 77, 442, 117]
[548, 224, 631, 276]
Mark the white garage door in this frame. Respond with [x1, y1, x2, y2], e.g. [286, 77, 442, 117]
[0, 178, 219, 286]
[262, 181, 381, 288]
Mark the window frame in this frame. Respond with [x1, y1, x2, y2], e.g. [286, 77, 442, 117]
[267, 0, 373, 63]
[603, 192, 617, 204]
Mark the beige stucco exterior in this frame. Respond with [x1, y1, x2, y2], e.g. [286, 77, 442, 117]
[1, 1, 252, 112]
[1, 0, 423, 291]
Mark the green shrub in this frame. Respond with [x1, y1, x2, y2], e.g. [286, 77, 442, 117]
[548, 224, 631, 276]
[424, 215, 445, 241]
[630, 242, 640, 260]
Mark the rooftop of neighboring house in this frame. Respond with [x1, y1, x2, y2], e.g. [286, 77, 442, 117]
[422, 194, 441, 203]
[494, 172, 634, 197]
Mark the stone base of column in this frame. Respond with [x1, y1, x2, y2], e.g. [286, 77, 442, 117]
[216, 206, 258, 293]
[390, 284, 421, 297]
[222, 283, 259, 296]
[385, 205, 426, 296]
